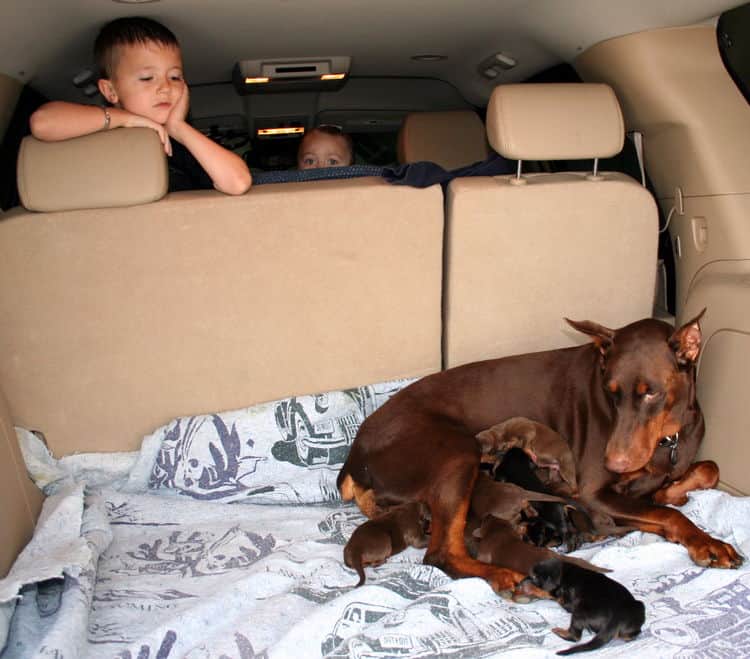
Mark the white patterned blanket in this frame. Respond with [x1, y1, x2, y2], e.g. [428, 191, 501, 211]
[2, 379, 750, 658]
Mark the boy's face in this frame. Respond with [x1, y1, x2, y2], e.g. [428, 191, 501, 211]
[298, 130, 352, 169]
[98, 41, 185, 125]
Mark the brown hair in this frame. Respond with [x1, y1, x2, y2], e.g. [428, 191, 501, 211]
[94, 16, 180, 79]
[309, 125, 354, 165]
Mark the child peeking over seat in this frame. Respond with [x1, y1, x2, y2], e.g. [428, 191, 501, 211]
[297, 125, 354, 169]
[29, 17, 251, 195]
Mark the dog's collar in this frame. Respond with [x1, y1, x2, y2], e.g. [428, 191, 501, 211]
[659, 432, 680, 465]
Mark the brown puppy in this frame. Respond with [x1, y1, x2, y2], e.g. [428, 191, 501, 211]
[477, 417, 578, 496]
[471, 471, 567, 526]
[567, 507, 636, 543]
[472, 516, 611, 577]
[528, 558, 645, 655]
[344, 502, 430, 586]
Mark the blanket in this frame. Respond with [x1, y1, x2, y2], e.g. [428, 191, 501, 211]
[3, 380, 750, 658]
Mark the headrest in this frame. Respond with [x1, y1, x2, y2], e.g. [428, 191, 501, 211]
[486, 83, 624, 161]
[398, 110, 489, 170]
[17, 128, 168, 212]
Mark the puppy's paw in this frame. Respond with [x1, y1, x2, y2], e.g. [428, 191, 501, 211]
[552, 627, 576, 641]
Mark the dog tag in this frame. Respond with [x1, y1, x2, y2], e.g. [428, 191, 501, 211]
[659, 433, 679, 466]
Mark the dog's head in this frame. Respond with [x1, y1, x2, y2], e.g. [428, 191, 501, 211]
[528, 558, 564, 592]
[566, 310, 705, 474]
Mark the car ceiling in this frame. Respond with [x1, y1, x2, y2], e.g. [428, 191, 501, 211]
[0, 0, 744, 107]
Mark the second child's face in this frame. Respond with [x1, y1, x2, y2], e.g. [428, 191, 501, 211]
[298, 131, 352, 169]
[99, 42, 185, 125]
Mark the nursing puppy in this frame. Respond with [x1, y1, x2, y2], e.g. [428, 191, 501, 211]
[494, 448, 582, 552]
[528, 558, 645, 655]
[344, 502, 430, 586]
[477, 417, 578, 496]
[472, 516, 610, 577]
[471, 471, 567, 526]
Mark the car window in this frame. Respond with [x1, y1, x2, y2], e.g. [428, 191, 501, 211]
[718, 1, 750, 105]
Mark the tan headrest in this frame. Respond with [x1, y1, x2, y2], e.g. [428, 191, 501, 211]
[398, 110, 489, 170]
[486, 83, 624, 161]
[17, 128, 168, 212]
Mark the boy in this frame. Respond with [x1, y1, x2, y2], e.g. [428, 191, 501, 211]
[30, 17, 251, 195]
[297, 125, 354, 170]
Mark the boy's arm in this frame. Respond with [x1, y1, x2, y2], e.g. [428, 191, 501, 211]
[165, 86, 252, 196]
[30, 101, 172, 154]
[166, 122, 252, 195]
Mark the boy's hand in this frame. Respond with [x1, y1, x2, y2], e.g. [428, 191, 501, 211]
[116, 108, 172, 156]
[166, 82, 190, 137]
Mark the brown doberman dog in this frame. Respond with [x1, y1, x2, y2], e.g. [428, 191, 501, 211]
[337, 312, 742, 597]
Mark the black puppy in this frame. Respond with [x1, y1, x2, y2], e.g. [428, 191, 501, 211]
[528, 558, 645, 655]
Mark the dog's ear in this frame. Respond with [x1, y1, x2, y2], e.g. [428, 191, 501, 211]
[475, 428, 501, 454]
[669, 308, 706, 365]
[565, 318, 615, 355]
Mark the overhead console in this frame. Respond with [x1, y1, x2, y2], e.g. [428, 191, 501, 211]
[232, 56, 351, 95]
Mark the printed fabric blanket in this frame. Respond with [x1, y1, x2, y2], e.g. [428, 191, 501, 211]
[2, 378, 750, 658]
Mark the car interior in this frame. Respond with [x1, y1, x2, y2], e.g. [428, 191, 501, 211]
[1, 0, 749, 656]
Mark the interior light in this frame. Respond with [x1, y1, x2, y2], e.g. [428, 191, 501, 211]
[245, 77, 270, 84]
[494, 52, 518, 69]
[257, 127, 305, 137]
[321, 73, 346, 81]
[411, 54, 447, 62]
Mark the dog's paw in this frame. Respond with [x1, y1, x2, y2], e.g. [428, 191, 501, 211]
[552, 627, 575, 641]
[688, 535, 744, 568]
[510, 578, 551, 603]
[653, 488, 688, 507]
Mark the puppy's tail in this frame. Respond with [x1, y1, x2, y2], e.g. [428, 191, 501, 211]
[343, 546, 367, 587]
[526, 492, 567, 504]
[558, 554, 611, 574]
[556, 626, 615, 655]
[354, 565, 366, 587]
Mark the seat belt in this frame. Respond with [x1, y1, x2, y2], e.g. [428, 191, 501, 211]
[627, 131, 646, 187]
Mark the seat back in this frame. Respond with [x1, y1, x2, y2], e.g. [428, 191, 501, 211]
[444, 83, 658, 367]
[397, 110, 489, 170]
[0, 384, 43, 577]
[1, 133, 444, 456]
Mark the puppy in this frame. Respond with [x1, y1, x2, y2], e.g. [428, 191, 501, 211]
[344, 502, 430, 586]
[495, 448, 582, 552]
[473, 516, 610, 577]
[528, 558, 645, 655]
[567, 507, 636, 543]
[471, 471, 566, 526]
[477, 417, 578, 496]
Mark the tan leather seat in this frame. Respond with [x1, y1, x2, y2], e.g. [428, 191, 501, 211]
[3, 131, 444, 455]
[17, 128, 168, 211]
[444, 83, 659, 367]
[397, 110, 489, 170]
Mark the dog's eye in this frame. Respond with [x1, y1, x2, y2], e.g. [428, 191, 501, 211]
[643, 390, 662, 403]
[605, 380, 621, 401]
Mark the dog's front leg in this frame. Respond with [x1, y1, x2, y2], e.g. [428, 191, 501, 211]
[423, 452, 545, 598]
[652, 460, 719, 506]
[594, 488, 743, 568]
